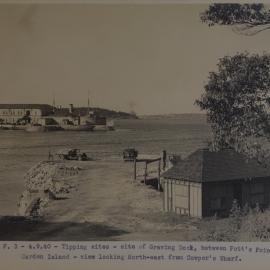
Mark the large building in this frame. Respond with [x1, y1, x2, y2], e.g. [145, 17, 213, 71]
[162, 148, 270, 218]
[0, 103, 93, 125]
[0, 104, 107, 129]
[0, 104, 54, 125]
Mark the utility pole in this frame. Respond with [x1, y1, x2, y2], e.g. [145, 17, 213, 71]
[87, 90, 90, 113]
[52, 91, 56, 112]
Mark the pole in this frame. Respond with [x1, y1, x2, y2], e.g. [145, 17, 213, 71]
[158, 159, 161, 191]
[188, 182, 191, 217]
[144, 161, 148, 185]
[134, 158, 137, 180]
[87, 90, 90, 113]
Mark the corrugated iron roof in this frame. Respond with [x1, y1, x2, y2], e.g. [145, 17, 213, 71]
[162, 148, 270, 182]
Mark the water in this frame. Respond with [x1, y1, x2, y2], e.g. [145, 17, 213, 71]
[0, 118, 211, 215]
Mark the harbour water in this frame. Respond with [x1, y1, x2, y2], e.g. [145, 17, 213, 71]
[0, 117, 210, 215]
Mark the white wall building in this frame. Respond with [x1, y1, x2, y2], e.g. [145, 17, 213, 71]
[0, 104, 53, 124]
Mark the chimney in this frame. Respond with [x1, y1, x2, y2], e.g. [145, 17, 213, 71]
[69, 104, 74, 114]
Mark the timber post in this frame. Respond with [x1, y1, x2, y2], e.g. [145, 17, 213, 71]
[144, 161, 148, 185]
[134, 158, 137, 180]
[188, 182, 191, 217]
[158, 159, 161, 191]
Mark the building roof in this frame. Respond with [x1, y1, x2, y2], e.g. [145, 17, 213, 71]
[0, 104, 53, 110]
[162, 148, 270, 182]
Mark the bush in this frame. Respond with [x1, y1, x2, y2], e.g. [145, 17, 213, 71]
[239, 206, 270, 241]
[200, 201, 270, 241]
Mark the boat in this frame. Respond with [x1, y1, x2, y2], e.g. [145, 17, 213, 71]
[60, 124, 94, 131]
[87, 113, 115, 131]
[59, 118, 94, 131]
[0, 126, 9, 130]
[25, 124, 63, 132]
[93, 125, 115, 131]
[0, 124, 27, 130]
[93, 125, 109, 131]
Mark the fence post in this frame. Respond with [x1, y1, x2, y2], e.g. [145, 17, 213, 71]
[158, 158, 161, 191]
[144, 161, 148, 184]
[134, 158, 137, 180]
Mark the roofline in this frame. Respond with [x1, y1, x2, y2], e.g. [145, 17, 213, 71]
[162, 175, 270, 183]
[0, 103, 53, 105]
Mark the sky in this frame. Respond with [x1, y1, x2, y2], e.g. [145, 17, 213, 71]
[0, 4, 270, 115]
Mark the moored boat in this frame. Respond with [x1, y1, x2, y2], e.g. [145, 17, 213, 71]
[60, 124, 94, 131]
[93, 125, 108, 131]
[25, 124, 63, 132]
[0, 124, 27, 130]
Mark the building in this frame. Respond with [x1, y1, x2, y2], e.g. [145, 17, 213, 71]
[0, 103, 115, 131]
[0, 104, 98, 126]
[0, 104, 54, 125]
[162, 148, 270, 218]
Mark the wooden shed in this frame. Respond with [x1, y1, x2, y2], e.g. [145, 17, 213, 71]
[162, 148, 270, 218]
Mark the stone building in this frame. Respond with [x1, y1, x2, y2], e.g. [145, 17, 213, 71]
[0, 104, 53, 124]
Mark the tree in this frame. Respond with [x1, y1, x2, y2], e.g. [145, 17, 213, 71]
[201, 3, 270, 35]
[195, 52, 270, 162]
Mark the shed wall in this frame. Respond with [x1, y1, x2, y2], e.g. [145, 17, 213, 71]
[163, 178, 202, 218]
[202, 177, 270, 217]
[202, 181, 235, 217]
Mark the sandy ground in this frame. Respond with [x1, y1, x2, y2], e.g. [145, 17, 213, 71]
[0, 159, 201, 241]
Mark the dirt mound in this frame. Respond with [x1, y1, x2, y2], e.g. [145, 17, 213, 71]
[17, 161, 81, 217]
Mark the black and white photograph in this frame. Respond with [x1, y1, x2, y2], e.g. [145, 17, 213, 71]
[1, 1, 270, 244]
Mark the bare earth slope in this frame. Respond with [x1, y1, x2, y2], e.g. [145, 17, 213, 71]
[0, 159, 200, 241]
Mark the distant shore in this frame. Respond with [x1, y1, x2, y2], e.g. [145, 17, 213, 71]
[139, 113, 207, 122]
